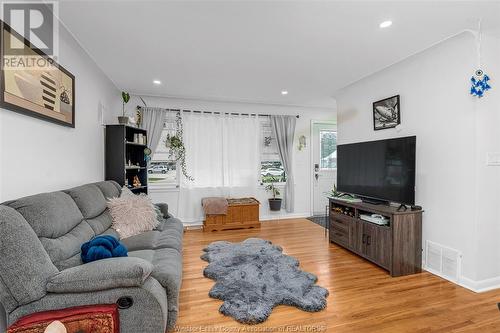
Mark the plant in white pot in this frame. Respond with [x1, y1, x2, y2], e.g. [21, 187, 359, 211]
[265, 178, 282, 211]
[118, 91, 130, 125]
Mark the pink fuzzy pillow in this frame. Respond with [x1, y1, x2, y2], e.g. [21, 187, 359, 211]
[108, 193, 159, 239]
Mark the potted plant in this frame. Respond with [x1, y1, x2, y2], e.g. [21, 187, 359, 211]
[118, 91, 130, 125]
[265, 178, 282, 211]
[164, 112, 194, 181]
[326, 184, 341, 198]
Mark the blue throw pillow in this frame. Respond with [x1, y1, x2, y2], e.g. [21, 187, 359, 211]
[81, 235, 128, 263]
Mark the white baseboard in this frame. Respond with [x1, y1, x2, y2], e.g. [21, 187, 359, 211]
[424, 265, 500, 293]
[180, 212, 311, 228]
[260, 212, 311, 221]
[458, 275, 500, 293]
[181, 219, 203, 227]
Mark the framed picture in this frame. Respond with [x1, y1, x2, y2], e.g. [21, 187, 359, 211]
[373, 95, 400, 130]
[0, 21, 75, 127]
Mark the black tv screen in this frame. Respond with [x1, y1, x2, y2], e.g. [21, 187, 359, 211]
[337, 136, 416, 205]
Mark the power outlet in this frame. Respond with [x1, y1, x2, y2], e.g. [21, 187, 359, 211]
[486, 152, 500, 166]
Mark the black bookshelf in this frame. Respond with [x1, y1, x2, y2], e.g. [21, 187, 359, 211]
[105, 125, 149, 194]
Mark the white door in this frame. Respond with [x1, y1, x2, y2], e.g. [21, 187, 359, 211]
[312, 122, 337, 215]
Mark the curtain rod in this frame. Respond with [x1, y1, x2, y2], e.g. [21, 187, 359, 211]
[136, 106, 299, 118]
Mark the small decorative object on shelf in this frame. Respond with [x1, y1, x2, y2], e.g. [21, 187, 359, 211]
[118, 91, 130, 125]
[132, 175, 141, 188]
[331, 205, 355, 217]
[135, 107, 142, 127]
[326, 184, 341, 198]
[265, 177, 282, 211]
[325, 185, 362, 203]
[144, 147, 152, 163]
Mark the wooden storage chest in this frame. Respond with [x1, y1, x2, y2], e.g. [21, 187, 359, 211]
[204, 198, 260, 232]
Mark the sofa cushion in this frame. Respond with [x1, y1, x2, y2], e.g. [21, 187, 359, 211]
[121, 229, 182, 253]
[65, 184, 107, 219]
[54, 253, 83, 271]
[93, 181, 121, 199]
[40, 221, 95, 269]
[108, 194, 159, 239]
[86, 210, 113, 235]
[0, 206, 59, 310]
[5, 192, 84, 238]
[128, 248, 182, 328]
[101, 227, 120, 239]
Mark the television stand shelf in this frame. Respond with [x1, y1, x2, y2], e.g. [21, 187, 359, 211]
[328, 197, 423, 277]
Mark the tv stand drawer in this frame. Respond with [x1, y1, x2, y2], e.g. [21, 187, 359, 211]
[330, 224, 349, 246]
[330, 213, 352, 232]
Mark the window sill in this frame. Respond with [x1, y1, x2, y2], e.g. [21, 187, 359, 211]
[148, 185, 180, 193]
[260, 182, 286, 188]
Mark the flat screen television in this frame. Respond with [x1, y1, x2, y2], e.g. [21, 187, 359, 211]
[337, 136, 416, 205]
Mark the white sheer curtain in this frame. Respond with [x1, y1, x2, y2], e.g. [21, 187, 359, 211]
[177, 112, 260, 221]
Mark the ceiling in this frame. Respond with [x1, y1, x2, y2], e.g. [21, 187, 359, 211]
[59, 1, 500, 108]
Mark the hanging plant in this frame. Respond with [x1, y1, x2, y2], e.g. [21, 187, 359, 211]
[165, 111, 194, 181]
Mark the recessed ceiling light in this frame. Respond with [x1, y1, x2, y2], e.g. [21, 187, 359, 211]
[281, 90, 288, 95]
[153, 80, 161, 85]
[379, 20, 392, 28]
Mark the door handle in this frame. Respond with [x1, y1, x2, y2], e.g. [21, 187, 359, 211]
[315, 173, 319, 180]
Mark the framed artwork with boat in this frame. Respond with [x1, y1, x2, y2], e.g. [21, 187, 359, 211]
[0, 21, 75, 127]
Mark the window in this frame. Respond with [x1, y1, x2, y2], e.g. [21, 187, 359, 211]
[320, 130, 337, 169]
[148, 114, 180, 187]
[260, 118, 286, 183]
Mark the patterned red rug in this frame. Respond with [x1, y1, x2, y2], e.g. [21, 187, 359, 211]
[7, 304, 119, 333]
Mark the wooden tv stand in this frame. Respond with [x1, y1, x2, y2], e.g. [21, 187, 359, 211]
[328, 198, 423, 277]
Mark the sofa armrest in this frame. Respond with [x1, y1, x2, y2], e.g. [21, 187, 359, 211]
[11, 277, 168, 333]
[155, 203, 169, 218]
[46, 257, 153, 293]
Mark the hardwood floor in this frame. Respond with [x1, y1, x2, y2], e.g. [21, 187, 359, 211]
[175, 218, 500, 332]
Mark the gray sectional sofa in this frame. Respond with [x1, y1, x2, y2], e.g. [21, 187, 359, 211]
[0, 181, 183, 333]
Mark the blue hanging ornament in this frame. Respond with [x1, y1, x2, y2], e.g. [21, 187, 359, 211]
[144, 147, 152, 163]
[470, 69, 491, 98]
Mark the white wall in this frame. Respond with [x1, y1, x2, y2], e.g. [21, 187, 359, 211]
[0, 26, 120, 202]
[0, 19, 119, 333]
[335, 32, 500, 289]
[472, 35, 500, 283]
[128, 95, 335, 224]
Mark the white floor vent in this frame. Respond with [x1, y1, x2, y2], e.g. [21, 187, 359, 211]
[425, 240, 461, 282]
